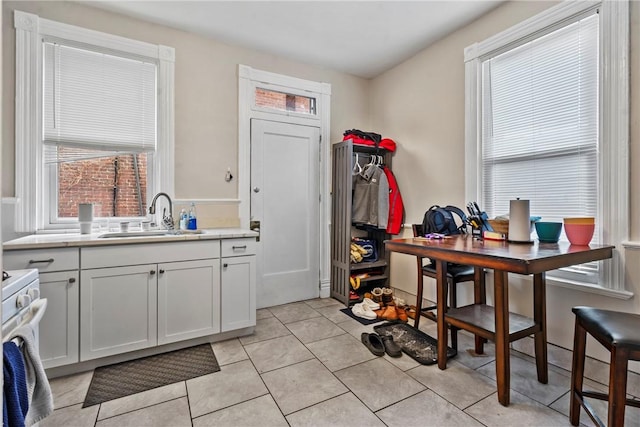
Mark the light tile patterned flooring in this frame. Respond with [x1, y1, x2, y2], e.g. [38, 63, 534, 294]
[39, 298, 640, 427]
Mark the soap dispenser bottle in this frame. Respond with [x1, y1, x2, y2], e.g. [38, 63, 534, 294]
[187, 202, 197, 230]
[179, 209, 187, 230]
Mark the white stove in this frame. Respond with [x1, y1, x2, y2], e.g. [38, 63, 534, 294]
[2, 268, 40, 325]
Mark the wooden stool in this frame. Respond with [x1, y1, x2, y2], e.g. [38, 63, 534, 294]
[570, 306, 640, 426]
[411, 224, 486, 353]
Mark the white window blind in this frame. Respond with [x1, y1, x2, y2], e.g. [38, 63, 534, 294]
[43, 41, 157, 162]
[481, 12, 599, 235]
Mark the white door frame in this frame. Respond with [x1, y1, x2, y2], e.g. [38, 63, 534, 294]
[238, 65, 332, 298]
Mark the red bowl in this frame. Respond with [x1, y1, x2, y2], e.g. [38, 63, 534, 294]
[564, 223, 595, 246]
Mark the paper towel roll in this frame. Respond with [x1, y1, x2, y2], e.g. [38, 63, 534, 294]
[509, 199, 531, 242]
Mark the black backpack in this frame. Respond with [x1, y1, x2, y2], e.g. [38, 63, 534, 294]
[422, 205, 468, 236]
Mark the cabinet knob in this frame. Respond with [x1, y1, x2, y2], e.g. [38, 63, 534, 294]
[68, 277, 76, 284]
[150, 270, 156, 275]
[223, 263, 228, 268]
[159, 269, 165, 274]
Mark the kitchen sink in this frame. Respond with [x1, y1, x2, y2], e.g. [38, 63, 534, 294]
[97, 231, 173, 238]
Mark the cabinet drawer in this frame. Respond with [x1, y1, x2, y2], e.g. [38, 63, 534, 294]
[3, 248, 79, 272]
[221, 238, 257, 257]
[82, 240, 220, 269]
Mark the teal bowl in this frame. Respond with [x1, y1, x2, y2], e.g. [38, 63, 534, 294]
[535, 222, 563, 243]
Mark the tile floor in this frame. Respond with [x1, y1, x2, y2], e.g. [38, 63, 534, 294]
[39, 298, 640, 427]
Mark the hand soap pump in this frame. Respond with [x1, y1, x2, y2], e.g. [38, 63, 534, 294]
[187, 202, 197, 230]
[179, 209, 187, 230]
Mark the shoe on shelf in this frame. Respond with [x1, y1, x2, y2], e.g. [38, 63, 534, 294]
[406, 305, 417, 319]
[396, 306, 408, 323]
[351, 303, 377, 320]
[393, 296, 406, 307]
[381, 305, 398, 321]
[371, 287, 383, 305]
[382, 288, 394, 305]
[361, 333, 385, 356]
[381, 335, 402, 357]
[362, 297, 380, 311]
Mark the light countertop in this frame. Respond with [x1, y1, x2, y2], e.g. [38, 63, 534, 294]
[3, 228, 258, 250]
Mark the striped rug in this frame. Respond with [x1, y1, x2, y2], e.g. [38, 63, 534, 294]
[83, 344, 219, 407]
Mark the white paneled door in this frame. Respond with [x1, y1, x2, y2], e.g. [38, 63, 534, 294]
[251, 119, 320, 308]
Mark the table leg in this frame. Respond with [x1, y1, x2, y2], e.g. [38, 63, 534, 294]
[533, 272, 548, 384]
[437, 260, 449, 370]
[414, 257, 425, 329]
[474, 266, 486, 354]
[494, 270, 510, 406]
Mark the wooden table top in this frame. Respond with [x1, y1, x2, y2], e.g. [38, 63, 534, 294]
[385, 235, 614, 275]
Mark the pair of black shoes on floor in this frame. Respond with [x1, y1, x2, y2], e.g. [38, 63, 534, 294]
[361, 333, 402, 358]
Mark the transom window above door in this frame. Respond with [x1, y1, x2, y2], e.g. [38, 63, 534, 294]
[254, 87, 316, 115]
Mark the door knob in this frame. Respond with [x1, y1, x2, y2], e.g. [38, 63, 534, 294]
[253, 187, 260, 193]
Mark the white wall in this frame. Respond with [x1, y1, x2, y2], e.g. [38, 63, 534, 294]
[1, 0, 371, 227]
[370, 0, 640, 364]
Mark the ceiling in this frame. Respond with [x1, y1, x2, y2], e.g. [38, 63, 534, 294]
[84, 1, 503, 79]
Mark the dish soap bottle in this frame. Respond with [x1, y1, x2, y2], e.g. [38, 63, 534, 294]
[179, 209, 187, 230]
[187, 202, 197, 230]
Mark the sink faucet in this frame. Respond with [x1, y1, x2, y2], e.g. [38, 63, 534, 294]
[149, 192, 174, 230]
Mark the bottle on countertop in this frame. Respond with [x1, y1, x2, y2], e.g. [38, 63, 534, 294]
[179, 209, 187, 230]
[187, 202, 197, 230]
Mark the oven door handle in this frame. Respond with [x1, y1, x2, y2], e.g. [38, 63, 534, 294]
[2, 298, 47, 343]
[27, 298, 47, 327]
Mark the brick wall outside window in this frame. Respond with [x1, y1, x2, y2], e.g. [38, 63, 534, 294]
[255, 88, 312, 114]
[58, 153, 148, 218]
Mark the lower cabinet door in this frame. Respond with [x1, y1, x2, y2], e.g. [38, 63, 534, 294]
[157, 259, 221, 345]
[221, 255, 256, 332]
[80, 264, 157, 361]
[39, 271, 79, 369]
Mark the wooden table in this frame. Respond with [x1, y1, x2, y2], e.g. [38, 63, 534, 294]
[385, 235, 614, 406]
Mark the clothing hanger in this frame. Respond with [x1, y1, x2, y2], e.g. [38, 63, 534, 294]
[352, 153, 363, 176]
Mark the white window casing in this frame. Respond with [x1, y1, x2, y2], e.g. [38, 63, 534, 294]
[464, 0, 629, 295]
[14, 10, 175, 232]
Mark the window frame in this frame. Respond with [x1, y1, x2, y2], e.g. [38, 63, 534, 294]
[13, 10, 175, 232]
[464, 0, 630, 296]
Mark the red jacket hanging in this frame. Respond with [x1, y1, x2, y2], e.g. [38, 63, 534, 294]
[383, 166, 404, 234]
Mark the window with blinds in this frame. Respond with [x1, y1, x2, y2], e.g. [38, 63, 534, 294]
[480, 12, 599, 282]
[43, 41, 158, 163]
[42, 40, 158, 220]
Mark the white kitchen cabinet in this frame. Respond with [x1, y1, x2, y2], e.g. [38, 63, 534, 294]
[4, 235, 256, 370]
[221, 239, 256, 332]
[80, 264, 158, 361]
[157, 259, 221, 345]
[80, 241, 222, 361]
[38, 271, 79, 369]
[3, 248, 80, 368]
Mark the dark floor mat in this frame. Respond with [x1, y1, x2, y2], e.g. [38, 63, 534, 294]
[374, 322, 456, 365]
[83, 344, 219, 407]
[340, 308, 385, 325]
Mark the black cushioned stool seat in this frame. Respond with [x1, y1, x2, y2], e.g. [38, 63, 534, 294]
[422, 263, 475, 280]
[570, 306, 640, 427]
[411, 224, 486, 353]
